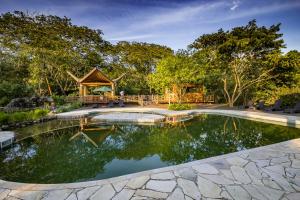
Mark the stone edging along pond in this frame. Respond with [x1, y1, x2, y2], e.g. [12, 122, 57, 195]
[0, 108, 300, 191]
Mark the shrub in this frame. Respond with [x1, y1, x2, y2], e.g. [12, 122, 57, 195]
[0, 109, 49, 125]
[168, 103, 193, 110]
[52, 95, 65, 106]
[256, 87, 300, 107]
[56, 101, 83, 113]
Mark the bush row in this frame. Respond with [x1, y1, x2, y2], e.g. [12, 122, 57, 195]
[0, 109, 49, 125]
[168, 103, 193, 111]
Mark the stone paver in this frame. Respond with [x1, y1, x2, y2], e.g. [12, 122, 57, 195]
[192, 164, 219, 174]
[145, 180, 176, 193]
[90, 184, 115, 200]
[197, 176, 222, 198]
[177, 178, 201, 199]
[1, 108, 300, 200]
[167, 188, 185, 200]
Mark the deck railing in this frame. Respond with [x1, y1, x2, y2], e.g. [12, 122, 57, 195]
[65, 94, 214, 106]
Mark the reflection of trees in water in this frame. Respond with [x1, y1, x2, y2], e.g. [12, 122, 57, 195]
[0, 115, 299, 183]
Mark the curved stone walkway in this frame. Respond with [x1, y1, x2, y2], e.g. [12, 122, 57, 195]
[1, 108, 300, 200]
[91, 112, 165, 123]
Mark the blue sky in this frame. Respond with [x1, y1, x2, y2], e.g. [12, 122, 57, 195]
[1, 0, 300, 52]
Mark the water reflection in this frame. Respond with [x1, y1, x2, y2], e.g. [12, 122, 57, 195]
[0, 114, 299, 183]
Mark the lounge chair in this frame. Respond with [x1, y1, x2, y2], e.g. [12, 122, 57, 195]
[244, 100, 255, 110]
[119, 99, 125, 107]
[267, 99, 282, 111]
[256, 101, 265, 110]
[108, 100, 114, 107]
[284, 101, 300, 113]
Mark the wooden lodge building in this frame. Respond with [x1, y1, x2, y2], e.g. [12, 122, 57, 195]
[66, 67, 214, 105]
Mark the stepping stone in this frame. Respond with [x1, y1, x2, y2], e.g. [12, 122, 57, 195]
[146, 180, 176, 193]
[245, 162, 262, 179]
[167, 188, 185, 200]
[192, 164, 219, 174]
[177, 178, 201, 199]
[197, 176, 222, 198]
[285, 192, 300, 200]
[292, 160, 300, 168]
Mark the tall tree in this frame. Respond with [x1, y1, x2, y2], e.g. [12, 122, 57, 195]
[190, 20, 285, 107]
[0, 11, 109, 96]
[104, 41, 173, 94]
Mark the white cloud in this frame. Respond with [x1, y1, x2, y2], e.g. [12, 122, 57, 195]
[230, 0, 240, 11]
[107, 34, 156, 41]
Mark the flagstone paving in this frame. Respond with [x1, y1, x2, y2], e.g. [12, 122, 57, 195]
[1, 138, 300, 200]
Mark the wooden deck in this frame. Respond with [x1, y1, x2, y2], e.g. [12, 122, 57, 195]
[66, 94, 215, 106]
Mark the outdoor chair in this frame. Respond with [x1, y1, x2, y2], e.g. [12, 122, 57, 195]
[119, 99, 125, 107]
[256, 101, 265, 110]
[246, 100, 255, 110]
[266, 99, 283, 111]
[284, 101, 300, 113]
[108, 100, 114, 108]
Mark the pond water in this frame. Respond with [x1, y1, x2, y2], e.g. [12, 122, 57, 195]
[0, 114, 299, 183]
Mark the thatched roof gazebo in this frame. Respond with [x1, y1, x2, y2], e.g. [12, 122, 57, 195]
[67, 67, 116, 97]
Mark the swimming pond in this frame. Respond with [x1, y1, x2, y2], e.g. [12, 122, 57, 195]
[0, 114, 299, 183]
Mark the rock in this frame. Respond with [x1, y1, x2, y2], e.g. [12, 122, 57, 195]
[231, 166, 251, 184]
[145, 180, 176, 193]
[197, 176, 221, 198]
[151, 171, 175, 180]
[167, 188, 185, 200]
[112, 189, 135, 200]
[135, 189, 168, 199]
[192, 164, 219, 175]
[225, 185, 251, 200]
[90, 184, 116, 200]
[177, 178, 201, 199]
[126, 176, 150, 189]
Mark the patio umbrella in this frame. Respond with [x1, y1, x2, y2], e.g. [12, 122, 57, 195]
[93, 86, 112, 93]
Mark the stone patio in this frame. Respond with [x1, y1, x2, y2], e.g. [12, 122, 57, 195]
[1, 109, 300, 200]
[0, 138, 300, 200]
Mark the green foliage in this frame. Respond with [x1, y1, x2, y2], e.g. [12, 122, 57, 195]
[255, 87, 300, 107]
[168, 103, 193, 110]
[0, 81, 34, 106]
[149, 51, 205, 102]
[190, 20, 285, 107]
[104, 41, 173, 94]
[56, 101, 82, 113]
[0, 109, 49, 125]
[52, 95, 65, 106]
